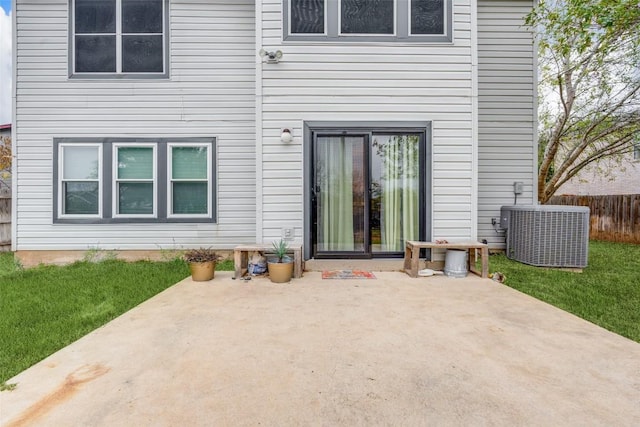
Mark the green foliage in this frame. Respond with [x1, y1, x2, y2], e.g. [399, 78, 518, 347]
[215, 259, 234, 271]
[0, 136, 11, 191]
[526, 0, 640, 202]
[271, 239, 290, 263]
[0, 136, 10, 171]
[490, 241, 640, 343]
[527, 0, 640, 54]
[0, 382, 17, 391]
[0, 252, 20, 277]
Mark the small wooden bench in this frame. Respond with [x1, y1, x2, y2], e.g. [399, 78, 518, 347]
[234, 244, 303, 280]
[403, 240, 489, 278]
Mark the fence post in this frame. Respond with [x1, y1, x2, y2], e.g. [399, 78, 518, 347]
[0, 193, 11, 251]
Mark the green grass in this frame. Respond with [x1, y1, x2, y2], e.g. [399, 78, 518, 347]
[0, 251, 20, 277]
[216, 258, 234, 271]
[489, 241, 640, 343]
[0, 253, 233, 383]
[2, 242, 637, 383]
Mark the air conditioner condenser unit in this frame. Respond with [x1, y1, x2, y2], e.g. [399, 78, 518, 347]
[500, 205, 590, 268]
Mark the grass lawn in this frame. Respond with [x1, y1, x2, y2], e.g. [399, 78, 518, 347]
[0, 253, 233, 383]
[1, 242, 637, 383]
[490, 240, 640, 343]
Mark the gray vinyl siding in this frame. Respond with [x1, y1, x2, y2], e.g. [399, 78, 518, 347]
[259, 0, 476, 246]
[15, 0, 536, 253]
[14, 0, 256, 250]
[477, 0, 536, 248]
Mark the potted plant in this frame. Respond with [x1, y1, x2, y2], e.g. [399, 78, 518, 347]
[267, 240, 294, 283]
[184, 248, 221, 281]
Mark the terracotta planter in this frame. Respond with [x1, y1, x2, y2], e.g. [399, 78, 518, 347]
[189, 261, 216, 281]
[267, 261, 294, 283]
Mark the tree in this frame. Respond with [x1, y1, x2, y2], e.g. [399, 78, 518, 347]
[0, 135, 10, 191]
[527, 0, 640, 203]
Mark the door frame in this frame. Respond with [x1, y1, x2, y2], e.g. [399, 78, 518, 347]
[311, 131, 371, 259]
[303, 121, 433, 260]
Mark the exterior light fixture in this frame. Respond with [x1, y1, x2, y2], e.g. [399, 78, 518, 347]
[280, 128, 293, 143]
[259, 49, 283, 64]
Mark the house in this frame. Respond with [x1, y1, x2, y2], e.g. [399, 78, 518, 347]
[11, 0, 536, 266]
[0, 124, 10, 140]
[556, 146, 640, 196]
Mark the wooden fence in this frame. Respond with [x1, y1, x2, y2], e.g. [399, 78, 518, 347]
[0, 194, 10, 251]
[548, 194, 640, 244]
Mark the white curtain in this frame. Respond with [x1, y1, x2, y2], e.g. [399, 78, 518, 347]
[380, 135, 419, 251]
[317, 136, 355, 251]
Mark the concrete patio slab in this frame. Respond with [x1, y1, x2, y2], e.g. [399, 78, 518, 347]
[2, 272, 639, 426]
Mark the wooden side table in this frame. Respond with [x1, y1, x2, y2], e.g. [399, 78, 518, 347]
[403, 240, 489, 278]
[234, 244, 303, 279]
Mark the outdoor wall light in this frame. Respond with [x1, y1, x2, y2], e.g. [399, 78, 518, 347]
[259, 49, 283, 64]
[280, 128, 293, 143]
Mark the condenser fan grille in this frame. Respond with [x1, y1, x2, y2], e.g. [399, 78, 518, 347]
[501, 205, 590, 268]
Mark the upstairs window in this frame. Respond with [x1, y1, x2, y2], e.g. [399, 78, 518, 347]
[290, 0, 326, 34]
[284, 0, 451, 42]
[411, 0, 445, 35]
[340, 0, 395, 35]
[72, 0, 168, 76]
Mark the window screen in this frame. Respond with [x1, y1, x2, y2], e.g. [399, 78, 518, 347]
[341, 0, 394, 34]
[75, 0, 116, 33]
[284, 0, 451, 41]
[291, 0, 325, 34]
[122, 0, 163, 33]
[411, 0, 445, 35]
[73, 0, 166, 75]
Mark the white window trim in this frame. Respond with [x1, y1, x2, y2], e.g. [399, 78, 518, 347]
[71, 0, 166, 76]
[112, 143, 157, 219]
[337, 0, 397, 37]
[167, 143, 212, 219]
[58, 143, 103, 219]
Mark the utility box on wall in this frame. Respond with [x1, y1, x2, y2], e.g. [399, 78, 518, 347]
[500, 205, 590, 268]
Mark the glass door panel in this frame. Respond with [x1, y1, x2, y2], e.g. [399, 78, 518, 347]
[370, 134, 420, 253]
[314, 135, 367, 255]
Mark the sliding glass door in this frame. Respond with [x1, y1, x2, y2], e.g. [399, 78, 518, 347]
[370, 134, 420, 254]
[311, 130, 424, 258]
[313, 134, 367, 256]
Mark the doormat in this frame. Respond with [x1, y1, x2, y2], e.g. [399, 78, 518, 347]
[322, 270, 376, 279]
